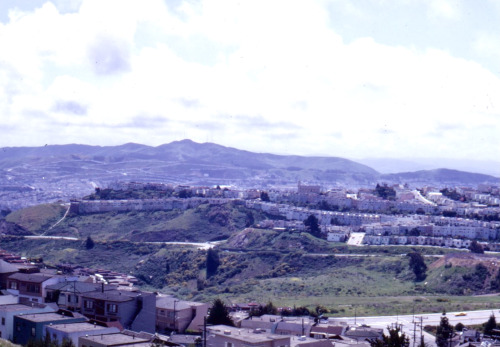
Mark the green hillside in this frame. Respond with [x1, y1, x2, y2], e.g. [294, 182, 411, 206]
[5, 203, 67, 232]
[45, 202, 265, 241]
[2, 234, 500, 315]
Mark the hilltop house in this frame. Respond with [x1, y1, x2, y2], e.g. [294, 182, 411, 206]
[156, 296, 209, 333]
[0, 303, 56, 341]
[13, 311, 87, 345]
[7, 273, 77, 304]
[45, 281, 118, 312]
[80, 289, 156, 333]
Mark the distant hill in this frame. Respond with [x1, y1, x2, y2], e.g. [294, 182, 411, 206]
[381, 168, 499, 186]
[0, 139, 377, 176]
[0, 219, 31, 236]
[359, 157, 500, 177]
[1, 140, 498, 210]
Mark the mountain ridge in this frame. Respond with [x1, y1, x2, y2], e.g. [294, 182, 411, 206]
[1, 140, 498, 211]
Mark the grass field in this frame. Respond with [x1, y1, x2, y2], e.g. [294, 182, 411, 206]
[6, 203, 66, 232]
[2, 235, 500, 317]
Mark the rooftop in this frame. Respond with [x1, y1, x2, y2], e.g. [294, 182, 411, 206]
[8, 273, 54, 283]
[82, 290, 150, 302]
[46, 322, 118, 333]
[46, 281, 116, 293]
[0, 259, 18, 273]
[79, 333, 150, 345]
[0, 303, 49, 312]
[15, 312, 82, 323]
[208, 325, 291, 343]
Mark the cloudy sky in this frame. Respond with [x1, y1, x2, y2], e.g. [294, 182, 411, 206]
[0, 0, 499, 162]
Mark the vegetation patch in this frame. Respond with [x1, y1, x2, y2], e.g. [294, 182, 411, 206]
[6, 203, 66, 232]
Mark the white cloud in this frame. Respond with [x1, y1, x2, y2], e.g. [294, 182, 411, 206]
[0, 0, 498, 161]
[425, 0, 461, 20]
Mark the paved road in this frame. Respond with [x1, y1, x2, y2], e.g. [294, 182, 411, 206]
[146, 241, 220, 250]
[25, 235, 79, 241]
[330, 309, 500, 347]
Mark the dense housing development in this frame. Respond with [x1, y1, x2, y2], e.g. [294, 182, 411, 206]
[0, 181, 499, 346]
[68, 182, 500, 250]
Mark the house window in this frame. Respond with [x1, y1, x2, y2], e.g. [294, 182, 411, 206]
[1, 317, 5, 325]
[31, 327, 35, 336]
[27, 284, 40, 293]
[68, 294, 78, 303]
[84, 300, 94, 309]
[225, 343, 233, 347]
[10, 282, 17, 290]
[107, 304, 118, 313]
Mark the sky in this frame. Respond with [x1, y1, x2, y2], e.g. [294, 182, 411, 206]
[0, 0, 499, 162]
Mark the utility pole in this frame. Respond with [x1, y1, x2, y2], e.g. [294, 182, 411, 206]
[412, 316, 428, 347]
[203, 316, 207, 347]
[173, 299, 179, 332]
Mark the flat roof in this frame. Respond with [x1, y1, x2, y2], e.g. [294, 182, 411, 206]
[79, 333, 150, 345]
[0, 304, 46, 312]
[208, 325, 290, 343]
[46, 322, 116, 333]
[82, 290, 135, 302]
[15, 312, 79, 323]
[8, 273, 54, 283]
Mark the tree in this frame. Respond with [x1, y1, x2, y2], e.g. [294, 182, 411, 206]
[245, 211, 255, 227]
[455, 323, 465, 332]
[260, 191, 270, 202]
[435, 313, 453, 347]
[483, 313, 497, 336]
[304, 214, 321, 237]
[469, 240, 484, 254]
[250, 301, 278, 317]
[85, 236, 95, 250]
[407, 252, 427, 281]
[369, 326, 410, 347]
[207, 298, 234, 326]
[206, 248, 220, 278]
[374, 183, 396, 200]
[491, 269, 500, 291]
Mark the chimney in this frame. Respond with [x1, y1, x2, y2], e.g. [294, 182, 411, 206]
[101, 282, 104, 293]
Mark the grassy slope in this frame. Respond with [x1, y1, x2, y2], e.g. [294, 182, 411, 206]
[6, 203, 66, 232]
[2, 235, 500, 316]
[43, 202, 264, 242]
[4, 202, 500, 316]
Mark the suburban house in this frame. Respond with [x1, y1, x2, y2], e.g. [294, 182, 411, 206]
[156, 296, 209, 333]
[44, 321, 120, 346]
[275, 320, 314, 337]
[76, 330, 173, 347]
[7, 272, 77, 303]
[207, 324, 291, 347]
[0, 260, 18, 290]
[45, 281, 117, 312]
[310, 325, 346, 339]
[0, 302, 56, 341]
[77, 332, 151, 347]
[80, 289, 156, 333]
[344, 327, 383, 342]
[13, 310, 87, 345]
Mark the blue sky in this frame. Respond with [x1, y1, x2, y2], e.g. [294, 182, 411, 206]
[0, 0, 499, 162]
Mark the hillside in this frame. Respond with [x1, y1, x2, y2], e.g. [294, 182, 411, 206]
[2, 140, 498, 211]
[382, 168, 499, 185]
[38, 202, 267, 242]
[3, 234, 500, 315]
[5, 203, 67, 232]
